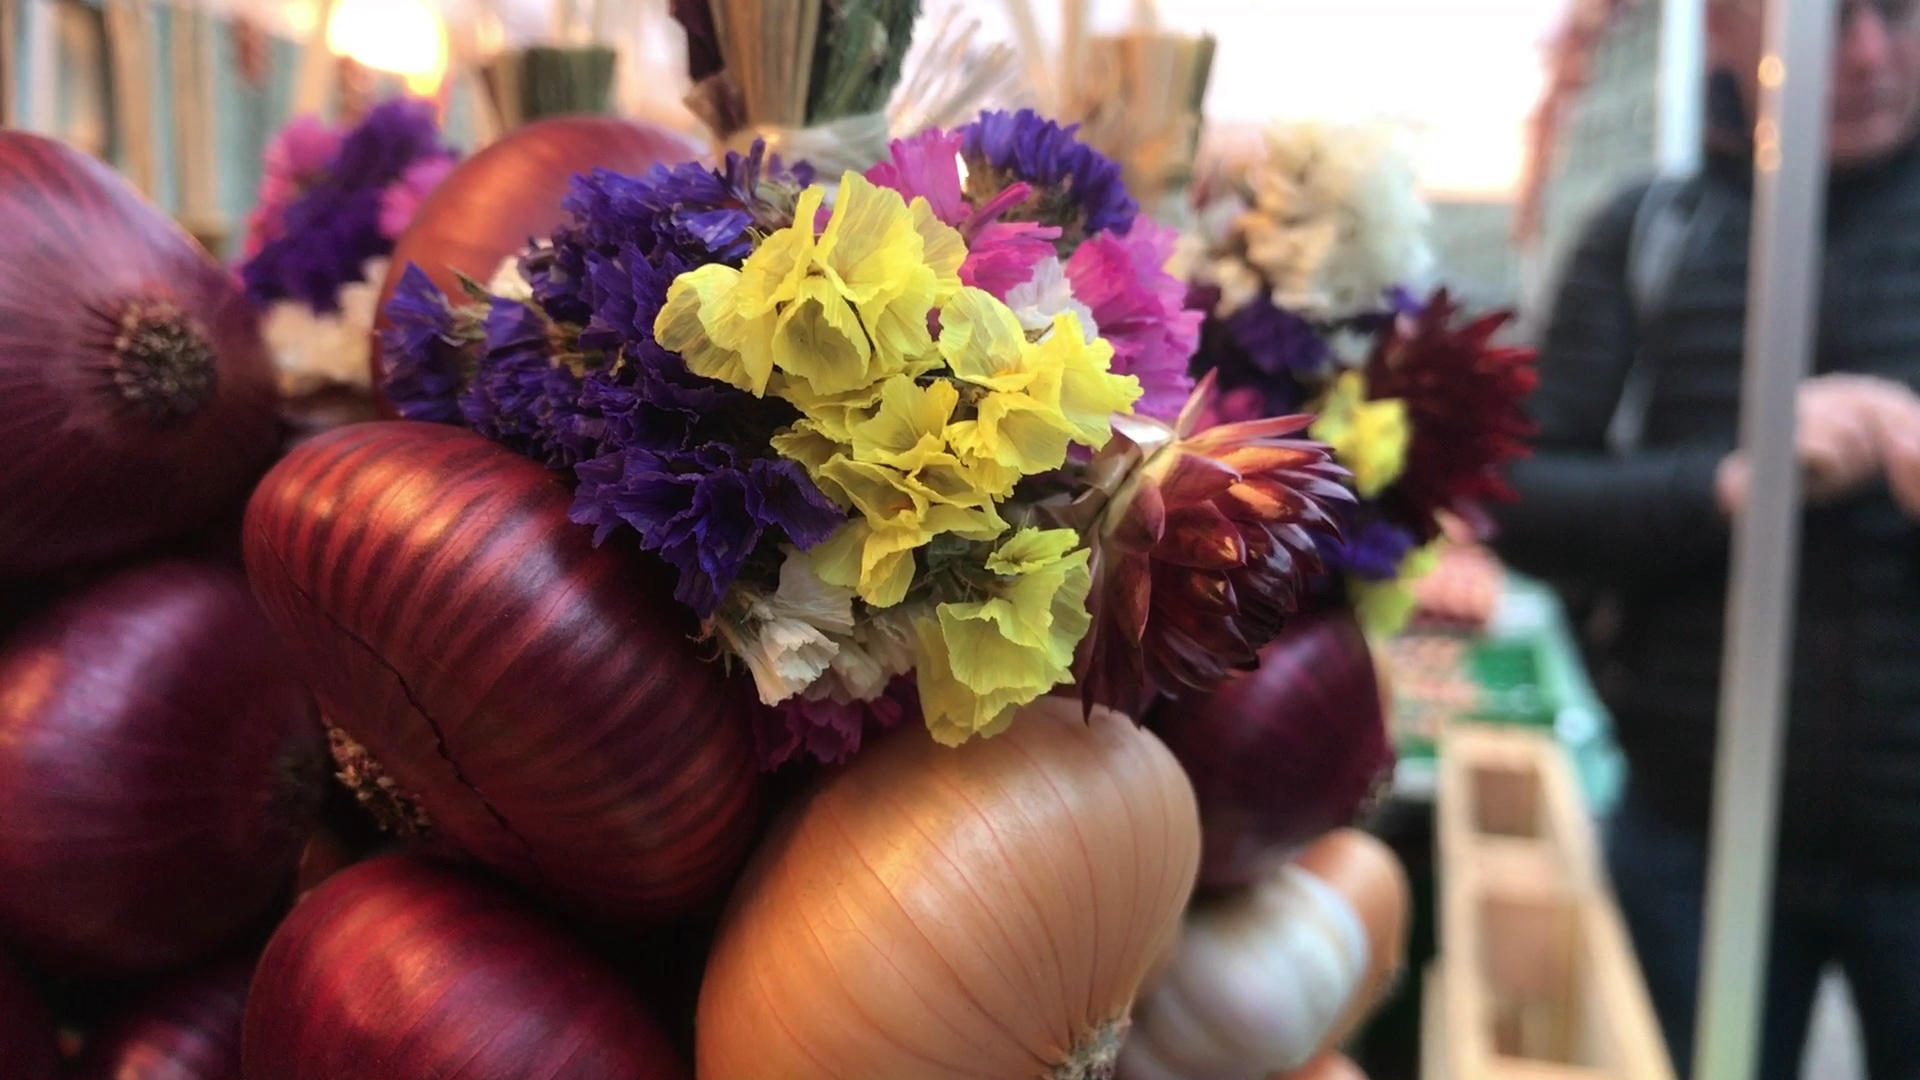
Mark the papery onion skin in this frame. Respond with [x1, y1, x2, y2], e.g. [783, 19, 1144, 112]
[70, 958, 251, 1080]
[1158, 610, 1395, 890]
[0, 561, 324, 977]
[0, 133, 279, 577]
[698, 697, 1201, 1080]
[1295, 830, 1410, 1056]
[0, 950, 58, 1080]
[243, 855, 688, 1080]
[1118, 829, 1410, 1080]
[369, 117, 704, 396]
[242, 421, 760, 924]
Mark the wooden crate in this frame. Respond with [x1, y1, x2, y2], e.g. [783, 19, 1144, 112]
[1432, 726, 1674, 1080]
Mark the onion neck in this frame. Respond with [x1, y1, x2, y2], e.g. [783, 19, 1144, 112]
[1052, 1018, 1128, 1080]
[326, 725, 432, 837]
[110, 300, 217, 420]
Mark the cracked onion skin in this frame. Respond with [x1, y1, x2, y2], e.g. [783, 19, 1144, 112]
[0, 132, 278, 577]
[241, 421, 760, 925]
[244, 855, 688, 1080]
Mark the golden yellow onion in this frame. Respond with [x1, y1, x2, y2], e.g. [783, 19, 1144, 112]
[699, 697, 1201, 1080]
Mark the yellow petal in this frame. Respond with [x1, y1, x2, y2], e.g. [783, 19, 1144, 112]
[985, 527, 1083, 575]
[938, 287, 1032, 389]
[810, 520, 920, 609]
[818, 456, 930, 527]
[922, 501, 1010, 542]
[810, 521, 870, 593]
[1311, 373, 1409, 499]
[938, 599, 1063, 691]
[773, 277, 879, 396]
[857, 525, 924, 608]
[655, 265, 776, 395]
[850, 377, 959, 460]
[817, 172, 920, 307]
[769, 422, 850, 502]
[860, 265, 940, 368]
[911, 195, 967, 301]
[737, 186, 824, 318]
[773, 377, 885, 443]
[913, 617, 1033, 746]
[1028, 315, 1140, 448]
[966, 390, 1075, 475]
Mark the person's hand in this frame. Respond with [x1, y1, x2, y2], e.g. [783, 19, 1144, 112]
[1865, 385, 1920, 519]
[1715, 375, 1904, 516]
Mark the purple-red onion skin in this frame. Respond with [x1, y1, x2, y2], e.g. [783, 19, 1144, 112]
[0, 133, 279, 577]
[0, 950, 57, 1080]
[0, 561, 324, 977]
[241, 422, 760, 925]
[244, 856, 688, 1080]
[70, 958, 251, 1080]
[370, 117, 703, 399]
[1160, 609, 1396, 889]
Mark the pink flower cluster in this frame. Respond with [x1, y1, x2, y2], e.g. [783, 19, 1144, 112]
[862, 128, 1200, 421]
[243, 117, 341, 259]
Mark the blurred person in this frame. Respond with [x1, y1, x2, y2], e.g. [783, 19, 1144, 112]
[1496, 1, 1920, 1077]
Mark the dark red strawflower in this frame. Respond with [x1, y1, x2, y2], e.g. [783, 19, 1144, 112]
[1365, 289, 1537, 540]
[1057, 375, 1356, 716]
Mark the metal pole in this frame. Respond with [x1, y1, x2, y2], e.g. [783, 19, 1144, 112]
[1657, 0, 1709, 176]
[1693, 0, 1834, 1077]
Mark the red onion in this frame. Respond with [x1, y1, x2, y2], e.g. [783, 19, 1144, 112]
[0, 133, 279, 577]
[242, 422, 760, 925]
[1158, 609, 1396, 889]
[370, 117, 703, 393]
[69, 958, 250, 1080]
[0, 950, 57, 1080]
[244, 855, 687, 1080]
[0, 561, 324, 977]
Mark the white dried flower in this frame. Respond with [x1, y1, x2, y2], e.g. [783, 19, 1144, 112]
[261, 257, 388, 396]
[1201, 122, 1432, 321]
[1004, 256, 1098, 340]
[488, 254, 535, 303]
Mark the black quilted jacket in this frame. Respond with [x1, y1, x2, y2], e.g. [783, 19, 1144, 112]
[1494, 141, 1920, 879]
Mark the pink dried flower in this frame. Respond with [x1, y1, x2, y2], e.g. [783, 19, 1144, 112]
[1066, 219, 1201, 421]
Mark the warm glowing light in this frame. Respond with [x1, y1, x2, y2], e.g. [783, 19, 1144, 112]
[326, 0, 450, 95]
[1759, 55, 1786, 88]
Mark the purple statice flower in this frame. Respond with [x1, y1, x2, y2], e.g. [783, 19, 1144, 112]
[529, 141, 813, 344]
[1189, 289, 1329, 424]
[1226, 297, 1332, 379]
[563, 338, 842, 618]
[752, 679, 915, 770]
[1318, 504, 1420, 582]
[958, 108, 1138, 247]
[242, 98, 457, 313]
[379, 265, 468, 424]
[1337, 284, 1427, 342]
[570, 439, 843, 618]
[457, 300, 596, 469]
[1064, 219, 1200, 421]
[244, 116, 342, 259]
